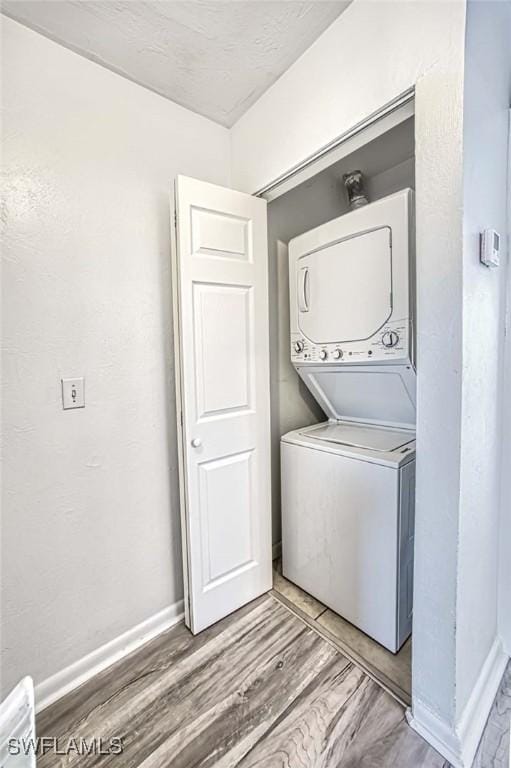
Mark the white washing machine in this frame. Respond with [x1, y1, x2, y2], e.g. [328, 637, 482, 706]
[282, 189, 416, 652]
[281, 422, 415, 653]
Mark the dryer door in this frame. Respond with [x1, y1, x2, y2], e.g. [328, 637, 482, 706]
[297, 226, 392, 344]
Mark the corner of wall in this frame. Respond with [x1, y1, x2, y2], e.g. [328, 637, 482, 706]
[407, 702, 462, 768]
[409, 635, 508, 767]
[455, 636, 508, 767]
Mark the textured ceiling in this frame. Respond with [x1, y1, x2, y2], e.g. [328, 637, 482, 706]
[2, 1, 351, 126]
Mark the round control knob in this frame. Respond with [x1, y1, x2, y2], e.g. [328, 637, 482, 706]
[319, 349, 328, 361]
[382, 331, 399, 348]
[333, 348, 343, 360]
[294, 340, 304, 353]
[191, 437, 202, 448]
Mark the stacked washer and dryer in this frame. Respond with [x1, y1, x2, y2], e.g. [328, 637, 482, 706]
[281, 188, 416, 653]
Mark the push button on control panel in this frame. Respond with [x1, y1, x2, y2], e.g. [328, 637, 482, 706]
[381, 331, 400, 348]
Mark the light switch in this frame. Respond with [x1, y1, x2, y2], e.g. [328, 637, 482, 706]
[61, 377, 85, 409]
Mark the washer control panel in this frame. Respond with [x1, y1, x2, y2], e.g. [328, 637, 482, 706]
[291, 319, 410, 364]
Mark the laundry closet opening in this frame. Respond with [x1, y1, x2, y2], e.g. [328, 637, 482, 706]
[266, 111, 416, 705]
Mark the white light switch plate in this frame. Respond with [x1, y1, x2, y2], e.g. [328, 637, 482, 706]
[61, 377, 85, 409]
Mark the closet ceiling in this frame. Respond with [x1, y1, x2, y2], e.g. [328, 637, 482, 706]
[2, 1, 351, 126]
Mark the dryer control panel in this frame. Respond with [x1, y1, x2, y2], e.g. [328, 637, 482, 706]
[291, 319, 410, 365]
[288, 189, 415, 371]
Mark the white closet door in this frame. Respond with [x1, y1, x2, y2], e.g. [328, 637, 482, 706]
[173, 175, 272, 634]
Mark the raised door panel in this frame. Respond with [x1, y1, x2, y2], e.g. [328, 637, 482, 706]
[191, 207, 252, 261]
[193, 282, 253, 419]
[199, 450, 256, 589]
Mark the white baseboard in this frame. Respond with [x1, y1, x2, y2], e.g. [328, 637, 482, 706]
[35, 600, 184, 713]
[407, 637, 508, 767]
[407, 701, 464, 767]
[272, 541, 282, 561]
[456, 637, 508, 766]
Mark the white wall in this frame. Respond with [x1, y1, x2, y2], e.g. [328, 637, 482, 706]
[412, 60, 465, 738]
[1, 17, 230, 696]
[457, 0, 511, 714]
[501, 199, 511, 654]
[231, 1, 464, 195]
[501, 95, 511, 652]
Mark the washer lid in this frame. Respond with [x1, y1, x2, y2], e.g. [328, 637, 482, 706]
[302, 422, 415, 452]
[296, 363, 416, 430]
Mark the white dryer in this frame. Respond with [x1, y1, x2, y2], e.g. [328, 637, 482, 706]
[282, 189, 416, 652]
[289, 187, 415, 429]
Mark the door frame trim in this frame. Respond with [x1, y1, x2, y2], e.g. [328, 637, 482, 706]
[170, 183, 193, 628]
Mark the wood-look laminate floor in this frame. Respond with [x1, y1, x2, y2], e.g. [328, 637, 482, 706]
[36, 595, 447, 768]
[271, 563, 511, 768]
[272, 560, 412, 705]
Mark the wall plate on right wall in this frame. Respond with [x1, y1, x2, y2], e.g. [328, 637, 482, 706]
[480, 228, 501, 268]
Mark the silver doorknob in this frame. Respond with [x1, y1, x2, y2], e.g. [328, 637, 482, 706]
[191, 437, 202, 448]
